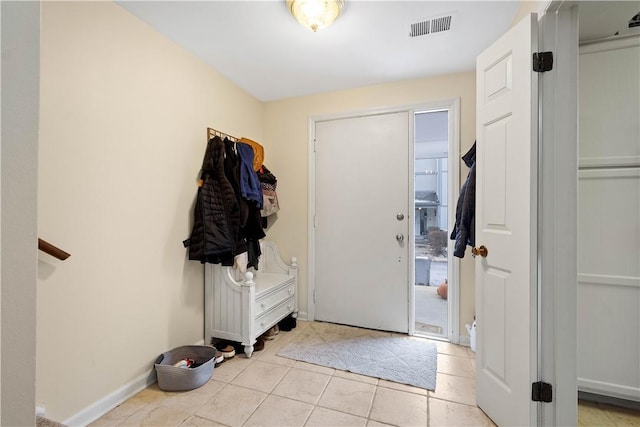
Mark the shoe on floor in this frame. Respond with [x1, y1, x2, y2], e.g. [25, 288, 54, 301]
[253, 338, 265, 352]
[262, 325, 279, 340]
[278, 314, 297, 331]
[213, 342, 236, 359]
[213, 349, 225, 366]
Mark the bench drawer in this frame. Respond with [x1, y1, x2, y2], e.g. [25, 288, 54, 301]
[255, 278, 295, 316]
[255, 297, 295, 336]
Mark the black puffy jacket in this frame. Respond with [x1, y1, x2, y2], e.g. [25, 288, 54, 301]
[185, 136, 241, 265]
[450, 142, 476, 258]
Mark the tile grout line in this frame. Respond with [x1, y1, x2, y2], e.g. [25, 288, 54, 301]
[435, 370, 475, 380]
[365, 382, 380, 424]
[216, 347, 274, 427]
[295, 365, 336, 426]
[429, 395, 480, 409]
[426, 392, 431, 427]
[238, 343, 297, 427]
[311, 368, 334, 406]
[285, 324, 328, 426]
[237, 382, 270, 426]
[597, 401, 627, 427]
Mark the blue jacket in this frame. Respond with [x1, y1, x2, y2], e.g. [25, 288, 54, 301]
[236, 142, 263, 208]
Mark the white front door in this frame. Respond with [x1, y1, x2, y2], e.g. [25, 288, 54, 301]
[475, 14, 538, 426]
[314, 111, 409, 333]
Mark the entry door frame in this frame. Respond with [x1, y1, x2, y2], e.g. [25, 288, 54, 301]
[307, 99, 460, 342]
[412, 100, 461, 342]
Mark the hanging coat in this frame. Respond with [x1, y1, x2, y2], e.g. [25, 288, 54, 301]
[236, 142, 263, 208]
[450, 142, 476, 258]
[184, 136, 241, 265]
[223, 138, 248, 256]
[239, 137, 264, 171]
[223, 137, 265, 269]
[258, 165, 280, 217]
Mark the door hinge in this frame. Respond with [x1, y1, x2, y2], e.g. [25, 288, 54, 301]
[533, 51, 553, 72]
[313, 289, 316, 303]
[313, 138, 317, 152]
[531, 381, 553, 403]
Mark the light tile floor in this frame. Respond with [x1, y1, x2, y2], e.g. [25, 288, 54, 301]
[90, 321, 640, 427]
[577, 399, 640, 427]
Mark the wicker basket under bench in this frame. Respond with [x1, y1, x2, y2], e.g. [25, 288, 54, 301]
[205, 240, 298, 357]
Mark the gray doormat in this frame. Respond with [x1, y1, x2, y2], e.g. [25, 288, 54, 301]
[277, 336, 437, 390]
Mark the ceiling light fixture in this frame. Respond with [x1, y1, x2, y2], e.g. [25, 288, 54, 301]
[287, 0, 345, 32]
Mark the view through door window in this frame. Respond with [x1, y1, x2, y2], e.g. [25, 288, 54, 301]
[414, 110, 448, 338]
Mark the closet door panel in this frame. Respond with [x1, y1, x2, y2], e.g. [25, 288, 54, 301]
[579, 38, 640, 167]
[578, 168, 640, 276]
[577, 167, 640, 400]
[577, 280, 640, 399]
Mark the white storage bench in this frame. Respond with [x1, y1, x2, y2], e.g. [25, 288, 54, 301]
[204, 240, 298, 357]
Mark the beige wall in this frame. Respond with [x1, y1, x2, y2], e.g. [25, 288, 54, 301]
[37, 2, 263, 421]
[512, 0, 550, 25]
[263, 72, 477, 336]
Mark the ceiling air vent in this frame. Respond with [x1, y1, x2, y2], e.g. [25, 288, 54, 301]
[410, 20, 431, 37]
[410, 14, 453, 38]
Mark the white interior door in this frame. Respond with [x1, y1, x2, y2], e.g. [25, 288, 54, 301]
[475, 14, 538, 426]
[314, 112, 409, 333]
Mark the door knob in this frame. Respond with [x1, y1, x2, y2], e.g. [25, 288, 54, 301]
[472, 245, 488, 257]
[396, 234, 404, 242]
[396, 213, 405, 221]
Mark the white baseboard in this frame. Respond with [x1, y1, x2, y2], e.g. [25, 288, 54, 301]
[62, 370, 156, 427]
[297, 311, 309, 321]
[63, 339, 205, 427]
[448, 333, 460, 345]
[458, 335, 470, 347]
[578, 377, 640, 402]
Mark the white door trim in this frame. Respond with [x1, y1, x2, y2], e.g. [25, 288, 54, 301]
[538, 1, 578, 425]
[307, 99, 460, 341]
[409, 100, 461, 342]
[446, 98, 461, 343]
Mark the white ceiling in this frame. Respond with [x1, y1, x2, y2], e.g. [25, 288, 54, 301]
[117, 1, 520, 101]
[116, 1, 639, 102]
[579, 1, 639, 42]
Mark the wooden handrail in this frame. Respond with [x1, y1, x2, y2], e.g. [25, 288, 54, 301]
[38, 238, 70, 260]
